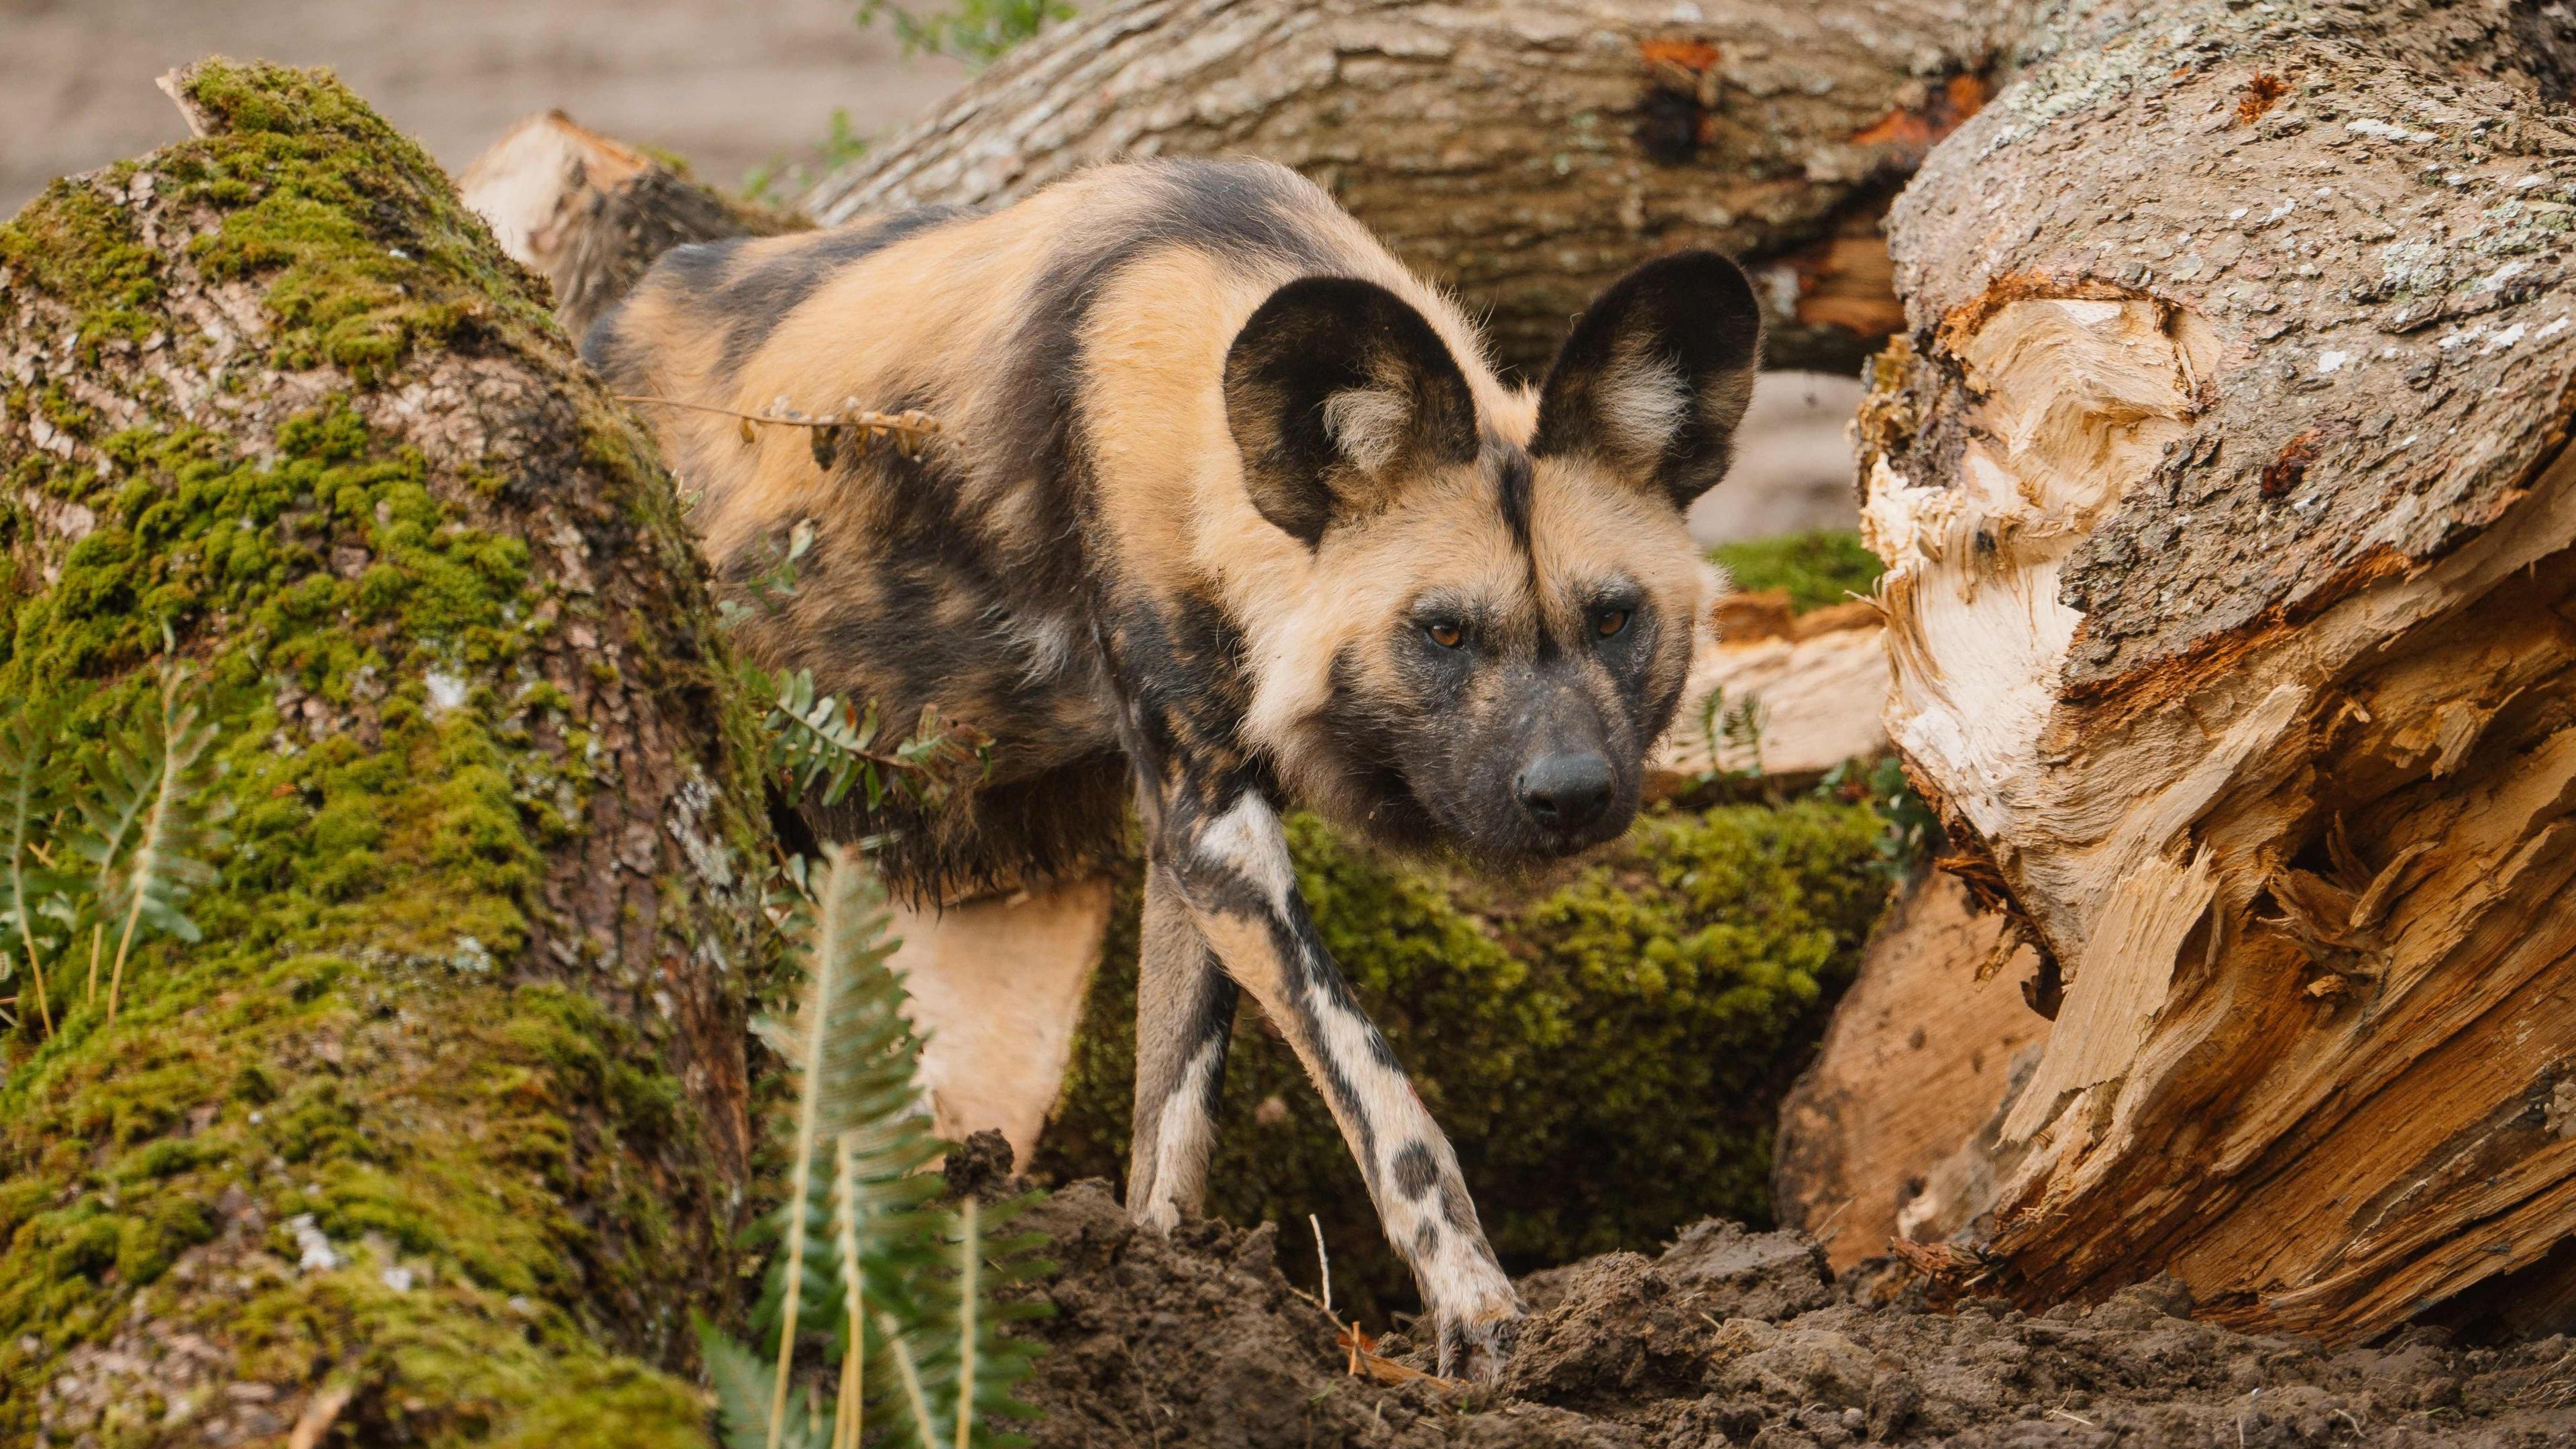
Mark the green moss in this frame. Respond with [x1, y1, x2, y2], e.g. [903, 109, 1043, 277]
[162, 60, 559, 384]
[0, 164, 164, 364]
[1710, 530, 1886, 613]
[1034, 800, 1892, 1325]
[0, 61, 755, 1446]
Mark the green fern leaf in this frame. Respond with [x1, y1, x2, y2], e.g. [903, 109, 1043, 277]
[0, 700, 75, 958]
[85, 660, 229, 1022]
[867, 1194, 1049, 1449]
[755, 845, 946, 1436]
[700, 1315, 832, 1449]
[737, 845, 1049, 1449]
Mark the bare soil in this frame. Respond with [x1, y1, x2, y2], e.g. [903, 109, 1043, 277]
[994, 1174, 2576, 1448]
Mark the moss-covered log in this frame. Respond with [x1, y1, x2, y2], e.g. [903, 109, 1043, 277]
[1034, 800, 1895, 1326]
[0, 64, 771, 1444]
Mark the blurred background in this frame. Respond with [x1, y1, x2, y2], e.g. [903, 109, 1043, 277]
[0, 0, 962, 214]
[0, 0, 1860, 541]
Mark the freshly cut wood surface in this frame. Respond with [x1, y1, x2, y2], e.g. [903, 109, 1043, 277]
[1772, 871, 2047, 1273]
[460, 109, 801, 339]
[1652, 597, 1890, 788]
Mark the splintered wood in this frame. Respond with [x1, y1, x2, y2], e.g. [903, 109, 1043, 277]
[1774, 871, 2050, 1274]
[1856, 3, 2576, 1339]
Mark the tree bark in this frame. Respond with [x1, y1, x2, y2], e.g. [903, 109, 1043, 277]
[1860, 0, 2576, 1338]
[805, 0, 2005, 375]
[0, 62, 767, 1442]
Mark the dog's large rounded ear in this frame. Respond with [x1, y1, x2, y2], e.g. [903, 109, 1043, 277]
[1531, 251, 1762, 511]
[1224, 276, 1480, 547]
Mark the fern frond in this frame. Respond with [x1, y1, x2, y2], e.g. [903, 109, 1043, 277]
[763, 669, 883, 808]
[878, 1309, 941, 1447]
[757, 845, 947, 1438]
[733, 843, 1050, 1449]
[757, 669, 992, 813]
[0, 696, 76, 1036]
[97, 661, 227, 1024]
[72, 731, 154, 1005]
[700, 1315, 829, 1449]
[865, 1191, 1051, 1449]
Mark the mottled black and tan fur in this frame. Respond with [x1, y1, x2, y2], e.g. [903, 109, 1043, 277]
[588, 159, 1760, 1377]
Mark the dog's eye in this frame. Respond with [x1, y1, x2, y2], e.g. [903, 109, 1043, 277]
[1595, 608, 1631, 639]
[1424, 621, 1465, 650]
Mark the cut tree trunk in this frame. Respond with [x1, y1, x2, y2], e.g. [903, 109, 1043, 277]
[0, 63, 767, 1442]
[804, 0, 2006, 375]
[1649, 596, 1890, 791]
[1860, 0, 2576, 1339]
[1772, 869, 2045, 1273]
[458, 111, 804, 345]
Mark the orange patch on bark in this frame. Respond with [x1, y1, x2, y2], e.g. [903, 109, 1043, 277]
[2235, 72, 2290, 126]
[2261, 429, 2322, 497]
[1851, 72, 1990, 148]
[1638, 38, 1720, 72]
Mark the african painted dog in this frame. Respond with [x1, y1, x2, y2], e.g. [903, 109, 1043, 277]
[588, 159, 1760, 1377]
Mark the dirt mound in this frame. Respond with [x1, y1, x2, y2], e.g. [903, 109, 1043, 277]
[1002, 1179, 2576, 1448]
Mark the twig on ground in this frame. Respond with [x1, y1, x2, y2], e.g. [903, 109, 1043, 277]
[1310, 1214, 1334, 1321]
[1297, 1214, 1458, 1390]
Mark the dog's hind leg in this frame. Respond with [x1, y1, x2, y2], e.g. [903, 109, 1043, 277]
[892, 874, 1114, 1168]
[1125, 863, 1240, 1232]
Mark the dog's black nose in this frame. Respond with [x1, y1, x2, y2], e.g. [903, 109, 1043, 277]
[1516, 752, 1614, 831]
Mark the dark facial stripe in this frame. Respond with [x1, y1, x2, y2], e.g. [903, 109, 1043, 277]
[1490, 441, 1534, 556]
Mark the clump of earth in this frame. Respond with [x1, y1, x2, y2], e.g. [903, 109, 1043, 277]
[959, 1149, 2575, 1448]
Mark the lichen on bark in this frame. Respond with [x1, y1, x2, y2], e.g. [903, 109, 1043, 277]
[1, 61, 773, 1445]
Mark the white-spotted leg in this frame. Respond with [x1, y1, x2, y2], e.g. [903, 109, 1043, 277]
[1151, 785, 1521, 1379]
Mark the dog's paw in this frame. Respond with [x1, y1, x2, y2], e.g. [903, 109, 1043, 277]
[1432, 1292, 1523, 1382]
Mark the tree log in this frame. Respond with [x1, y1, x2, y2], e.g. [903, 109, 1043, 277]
[458, 111, 803, 345]
[1772, 870, 2044, 1273]
[1650, 597, 1890, 790]
[0, 64, 766, 1440]
[1860, 0, 2576, 1338]
[804, 0, 2003, 374]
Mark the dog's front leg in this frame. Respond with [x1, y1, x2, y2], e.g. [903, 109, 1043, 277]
[1150, 785, 1522, 1379]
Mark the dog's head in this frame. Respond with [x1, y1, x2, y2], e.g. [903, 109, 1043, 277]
[1228, 252, 1760, 862]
